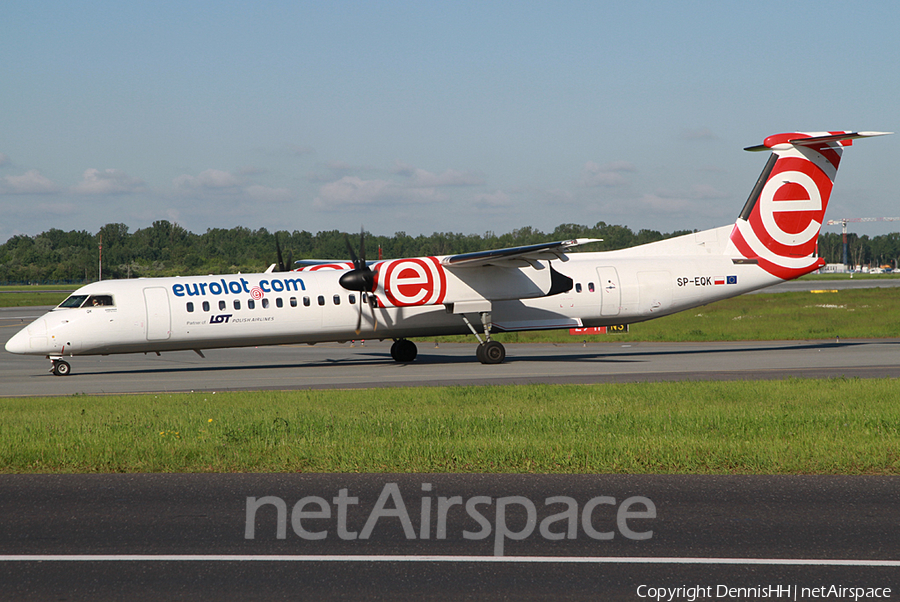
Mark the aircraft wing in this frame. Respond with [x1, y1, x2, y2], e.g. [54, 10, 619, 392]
[442, 238, 601, 268]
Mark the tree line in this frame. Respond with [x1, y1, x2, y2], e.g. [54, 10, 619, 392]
[0, 220, 896, 284]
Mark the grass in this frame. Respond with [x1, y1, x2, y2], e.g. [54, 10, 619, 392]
[2, 380, 898, 474]
[0, 285, 79, 290]
[0, 284, 75, 307]
[0, 293, 69, 307]
[0, 284, 78, 307]
[418, 287, 900, 344]
[797, 273, 900, 280]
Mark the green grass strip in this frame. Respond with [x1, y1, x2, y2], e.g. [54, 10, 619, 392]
[0, 292, 69, 307]
[2, 379, 897, 474]
[421, 288, 900, 343]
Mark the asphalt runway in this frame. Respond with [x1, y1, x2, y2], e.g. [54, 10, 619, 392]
[0, 474, 897, 601]
[3, 299, 899, 599]
[3, 305, 900, 396]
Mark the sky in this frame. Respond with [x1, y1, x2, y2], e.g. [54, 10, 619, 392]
[2, 1, 899, 245]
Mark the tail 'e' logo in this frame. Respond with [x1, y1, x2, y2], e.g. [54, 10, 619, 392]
[753, 155, 831, 256]
[732, 139, 842, 279]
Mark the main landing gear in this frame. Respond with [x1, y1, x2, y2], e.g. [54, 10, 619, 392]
[50, 358, 71, 376]
[390, 309, 506, 365]
[475, 340, 505, 364]
[461, 310, 506, 365]
[390, 339, 418, 363]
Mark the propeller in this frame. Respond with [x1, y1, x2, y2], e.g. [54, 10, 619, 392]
[339, 228, 379, 334]
[274, 233, 294, 272]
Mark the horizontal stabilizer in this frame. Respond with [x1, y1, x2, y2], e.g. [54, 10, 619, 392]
[744, 131, 892, 152]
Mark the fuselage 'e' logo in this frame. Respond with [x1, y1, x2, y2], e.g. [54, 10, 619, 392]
[380, 257, 447, 307]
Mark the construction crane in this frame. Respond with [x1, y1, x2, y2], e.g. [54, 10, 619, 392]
[825, 217, 900, 268]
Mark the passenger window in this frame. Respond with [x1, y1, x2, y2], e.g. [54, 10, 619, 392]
[262, 298, 269, 309]
[234, 300, 241, 310]
[276, 298, 283, 308]
[333, 295, 340, 305]
[187, 302, 194, 312]
[349, 294, 356, 304]
[575, 283, 582, 293]
[318, 296, 325, 306]
[290, 297, 297, 307]
[248, 299, 255, 310]
[202, 301, 210, 312]
[219, 300, 226, 310]
[303, 297, 310, 307]
[588, 282, 595, 292]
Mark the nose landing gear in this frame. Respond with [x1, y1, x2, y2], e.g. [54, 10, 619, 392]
[50, 358, 71, 376]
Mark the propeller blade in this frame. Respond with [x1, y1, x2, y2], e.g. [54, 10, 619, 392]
[275, 234, 286, 272]
[339, 228, 377, 292]
[359, 227, 366, 264]
[368, 293, 378, 331]
[370, 266, 379, 331]
[343, 234, 360, 267]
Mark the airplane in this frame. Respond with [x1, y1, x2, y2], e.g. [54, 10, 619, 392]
[4, 130, 891, 376]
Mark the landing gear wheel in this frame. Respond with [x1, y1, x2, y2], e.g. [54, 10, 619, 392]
[477, 341, 505, 364]
[390, 339, 418, 363]
[52, 360, 71, 376]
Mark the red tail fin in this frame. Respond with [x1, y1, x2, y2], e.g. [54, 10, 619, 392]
[729, 131, 890, 280]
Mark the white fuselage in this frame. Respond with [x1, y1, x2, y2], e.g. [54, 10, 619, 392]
[6, 225, 784, 358]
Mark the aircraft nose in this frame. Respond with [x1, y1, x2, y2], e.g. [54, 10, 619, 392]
[5, 317, 50, 355]
[4, 326, 30, 354]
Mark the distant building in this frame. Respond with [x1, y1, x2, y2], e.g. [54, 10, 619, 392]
[820, 263, 848, 274]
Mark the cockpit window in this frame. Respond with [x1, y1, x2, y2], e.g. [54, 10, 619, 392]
[87, 295, 115, 307]
[58, 295, 88, 308]
[57, 294, 115, 309]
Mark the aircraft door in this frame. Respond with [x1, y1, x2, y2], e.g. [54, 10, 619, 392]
[143, 287, 171, 341]
[596, 267, 621, 316]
